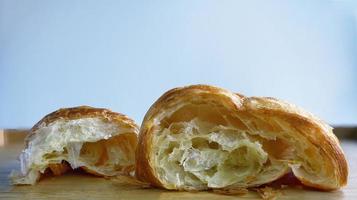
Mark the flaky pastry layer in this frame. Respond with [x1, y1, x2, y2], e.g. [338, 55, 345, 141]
[10, 106, 138, 185]
[136, 85, 348, 191]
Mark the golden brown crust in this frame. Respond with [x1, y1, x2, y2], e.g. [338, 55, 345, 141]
[26, 106, 139, 147]
[136, 125, 163, 188]
[243, 97, 348, 190]
[135, 84, 348, 191]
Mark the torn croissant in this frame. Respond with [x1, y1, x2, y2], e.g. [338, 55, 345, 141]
[136, 84, 348, 191]
[10, 106, 138, 185]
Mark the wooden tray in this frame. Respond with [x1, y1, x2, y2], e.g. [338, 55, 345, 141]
[1, 129, 356, 200]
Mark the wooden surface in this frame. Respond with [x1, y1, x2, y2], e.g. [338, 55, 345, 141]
[0, 130, 356, 200]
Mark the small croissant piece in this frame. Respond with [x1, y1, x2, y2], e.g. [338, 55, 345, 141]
[10, 106, 139, 185]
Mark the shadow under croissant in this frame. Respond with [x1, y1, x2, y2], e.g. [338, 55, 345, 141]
[110, 171, 345, 200]
[9, 169, 345, 200]
[10, 158, 342, 200]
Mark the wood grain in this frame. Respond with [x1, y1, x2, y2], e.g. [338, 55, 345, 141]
[0, 129, 356, 200]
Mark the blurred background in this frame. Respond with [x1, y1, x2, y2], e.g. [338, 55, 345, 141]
[0, 0, 356, 128]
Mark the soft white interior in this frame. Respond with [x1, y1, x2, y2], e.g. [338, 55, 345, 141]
[10, 118, 135, 185]
[151, 102, 334, 190]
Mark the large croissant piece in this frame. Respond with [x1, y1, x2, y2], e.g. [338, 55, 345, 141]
[10, 106, 139, 185]
[136, 85, 348, 191]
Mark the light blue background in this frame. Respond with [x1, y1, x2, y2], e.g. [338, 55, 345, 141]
[1, 0, 356, 128]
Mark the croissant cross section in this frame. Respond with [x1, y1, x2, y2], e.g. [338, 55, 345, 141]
[136, 85, 348, 191]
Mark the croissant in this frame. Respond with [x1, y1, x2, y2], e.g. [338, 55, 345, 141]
[10, 106, 138, 185]
[136, 85, 348, 191]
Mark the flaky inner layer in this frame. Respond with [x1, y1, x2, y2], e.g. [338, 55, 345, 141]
[151, 103, 330, 190]
[44, 133, 136, 175]
[11, 118, 136, 185]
